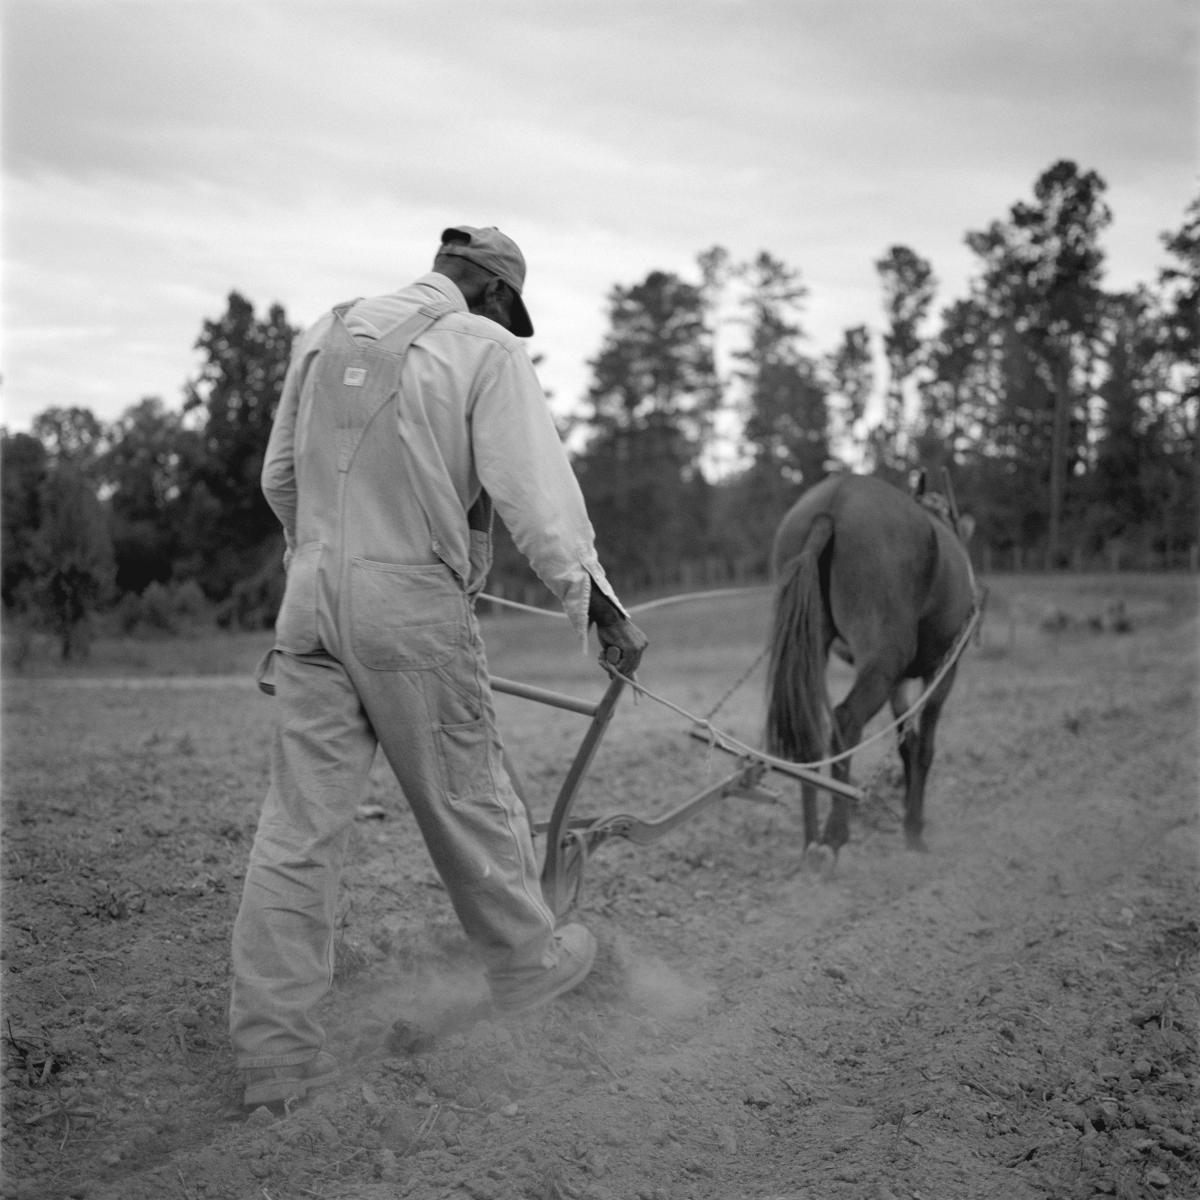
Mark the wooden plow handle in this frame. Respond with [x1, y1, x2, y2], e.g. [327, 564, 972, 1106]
[490, 672, 627, 915]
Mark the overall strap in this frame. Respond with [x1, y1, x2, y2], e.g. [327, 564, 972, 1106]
[324, 301, 453, 472]
[370, 301, 455, 357]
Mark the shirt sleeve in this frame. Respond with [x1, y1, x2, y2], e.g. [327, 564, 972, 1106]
[471, 343, 626, 643]
[261, 331, 310, 558]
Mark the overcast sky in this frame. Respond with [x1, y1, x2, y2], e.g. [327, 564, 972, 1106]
[2, 0, 1196, 436]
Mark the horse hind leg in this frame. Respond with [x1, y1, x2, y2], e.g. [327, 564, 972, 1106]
[801, 779, 819, 849]
[894, 664, 958, 852]
[822, 662, 897, 855]
[889, 678, 924, 841]
[799, 779, 835, 874]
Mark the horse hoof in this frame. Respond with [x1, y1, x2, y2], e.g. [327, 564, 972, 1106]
[905, 834, 929, 853]
[803, 843, 836, 876]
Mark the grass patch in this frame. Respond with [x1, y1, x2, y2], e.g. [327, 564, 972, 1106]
[2, 627, 274, 679]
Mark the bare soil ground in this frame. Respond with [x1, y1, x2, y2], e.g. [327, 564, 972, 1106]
[2, 572, 1197, 1200]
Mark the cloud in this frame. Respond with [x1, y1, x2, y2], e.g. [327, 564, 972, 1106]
[1, 0, 1196, 431]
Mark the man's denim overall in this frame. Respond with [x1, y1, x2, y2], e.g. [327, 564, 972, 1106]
[229, 303, 558, 1068]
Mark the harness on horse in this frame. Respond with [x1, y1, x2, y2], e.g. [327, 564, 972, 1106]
[914, 466, 987, 621]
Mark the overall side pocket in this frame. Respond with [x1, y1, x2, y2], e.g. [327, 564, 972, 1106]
[275, 542, 325, 655]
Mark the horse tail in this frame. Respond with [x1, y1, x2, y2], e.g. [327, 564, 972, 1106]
[765, 514, 834, 764]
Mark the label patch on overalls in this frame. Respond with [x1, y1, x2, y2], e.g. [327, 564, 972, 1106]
[343, 367, 367, 387]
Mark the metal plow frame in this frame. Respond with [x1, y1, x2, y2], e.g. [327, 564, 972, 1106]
[490, 671, 862, 917]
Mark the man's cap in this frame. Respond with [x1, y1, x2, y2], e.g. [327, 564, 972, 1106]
[439, 225, 534, 337]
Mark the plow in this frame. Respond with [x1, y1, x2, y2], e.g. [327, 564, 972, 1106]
[491, 650, 864, 920]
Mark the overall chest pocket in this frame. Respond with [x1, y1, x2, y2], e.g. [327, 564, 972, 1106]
[349, 559, 465, 670]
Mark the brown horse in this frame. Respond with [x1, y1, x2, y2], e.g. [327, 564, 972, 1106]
[764, 471, 978, 859]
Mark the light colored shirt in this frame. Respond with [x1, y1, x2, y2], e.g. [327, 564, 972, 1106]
[262, 272, 624, 642]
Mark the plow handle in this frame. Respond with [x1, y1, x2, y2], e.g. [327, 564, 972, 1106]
[539, 672, 627, 914]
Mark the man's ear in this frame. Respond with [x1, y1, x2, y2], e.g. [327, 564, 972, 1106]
[478, 278, 513, 330]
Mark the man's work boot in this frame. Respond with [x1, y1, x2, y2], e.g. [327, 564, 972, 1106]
[242, 1051, 341, 1109]
[490, 923, 597, 1016]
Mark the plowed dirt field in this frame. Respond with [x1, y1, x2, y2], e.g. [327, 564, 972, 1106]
[3, 572, 1197, 1200]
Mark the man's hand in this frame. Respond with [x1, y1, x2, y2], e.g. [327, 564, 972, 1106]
[596, 617, 648, 677]
[587, 581, 648, 676]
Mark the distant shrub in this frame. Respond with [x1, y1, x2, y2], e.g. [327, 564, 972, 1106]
[111, 581, 215, 636]
[172, 580, 208, 622]
[140, 582, 176, 631]
[2, 613, 38, 672]
[113, 591, 144, 635]
[221, 565, 284, 631]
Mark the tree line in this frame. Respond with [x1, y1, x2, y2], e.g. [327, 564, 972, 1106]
[4, 161, 1197, 658]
